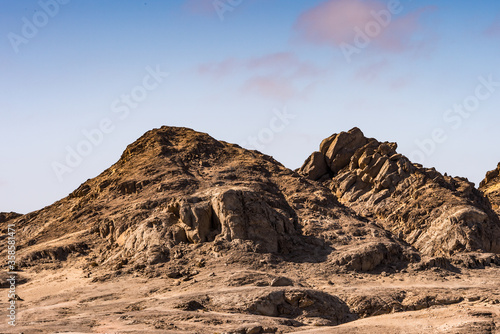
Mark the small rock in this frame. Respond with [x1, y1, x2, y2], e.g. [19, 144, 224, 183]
[176, 300, 204, 311]
[166, 271, 182, 279]
[271, 277, 293, 287]
[246, 326, 263, 334]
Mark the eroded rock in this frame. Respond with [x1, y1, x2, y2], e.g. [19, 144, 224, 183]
[300, 128, 500, 257]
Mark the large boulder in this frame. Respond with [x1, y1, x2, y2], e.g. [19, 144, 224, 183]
[211, 188, 296, 253]
[299, 151, 329, 181]
[321, 127, 368, 174]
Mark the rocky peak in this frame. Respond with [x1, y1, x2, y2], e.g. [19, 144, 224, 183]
[300, 128, 500, 257]
[118, 126, 226, 164]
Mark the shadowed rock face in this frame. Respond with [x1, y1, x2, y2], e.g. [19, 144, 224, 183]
[299, 128, 500, 257]
[9, 126, 414, 272]
[0, 212, 22, 223]
[480, 163, 500, 215]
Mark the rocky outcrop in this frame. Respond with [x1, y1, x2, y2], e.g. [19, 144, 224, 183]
[480, 162, 500, 214]
[342, 288, 466, 318]
[111, 186, 297, 265]
[331, 241, 406, 272]
[299, 128, 500, 257]
[195, 288, 355, 326]
[210, 188, 296, 253]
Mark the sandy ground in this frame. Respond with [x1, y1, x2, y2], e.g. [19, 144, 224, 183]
[1, 260, 499, 334]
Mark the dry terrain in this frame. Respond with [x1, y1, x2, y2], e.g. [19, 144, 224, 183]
[1, 126, 499, 333]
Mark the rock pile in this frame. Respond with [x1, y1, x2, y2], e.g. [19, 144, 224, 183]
[300, 128, 500, 257]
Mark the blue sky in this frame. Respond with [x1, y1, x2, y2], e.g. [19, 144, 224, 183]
[1, 0, 500, 213]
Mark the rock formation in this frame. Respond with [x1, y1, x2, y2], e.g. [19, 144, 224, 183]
[8, 126, 414, 273]
[3, 125, 500, 333]
[299, 128, 500, 257]
[480, 162, 500, 215]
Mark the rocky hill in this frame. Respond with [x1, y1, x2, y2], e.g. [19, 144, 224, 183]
[2, 126, 500, 333]
[9, 126, 416, 274]
[299, 128, 500, 258]
[480, 162, 500, 215]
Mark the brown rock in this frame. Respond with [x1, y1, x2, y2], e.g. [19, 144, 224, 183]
[13, 126, 411, 274]
[323, 127, 368, 174]
[299, 151, 329, 181]
[300, 128, 500, 257]
[480, 162, 500, 215]
[270, 277, 293, 287]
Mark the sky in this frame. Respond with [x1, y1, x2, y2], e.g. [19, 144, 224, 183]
[1, 0, 500, 214]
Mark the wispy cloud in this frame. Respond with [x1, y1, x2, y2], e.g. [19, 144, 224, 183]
[294, 0, 436, 54]
[295, 0, 384, 45]
[376, 6, 436, 52]
[198, 52, 322, 100]
[241, 76, 297, 100]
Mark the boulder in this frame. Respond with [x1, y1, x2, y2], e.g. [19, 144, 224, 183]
[323, 128, 368, 174]
[299, 151, 329, 181]
[212, 188, 296, 253]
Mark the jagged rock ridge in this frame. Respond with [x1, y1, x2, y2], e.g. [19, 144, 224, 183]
[299, 127, 500, 257]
